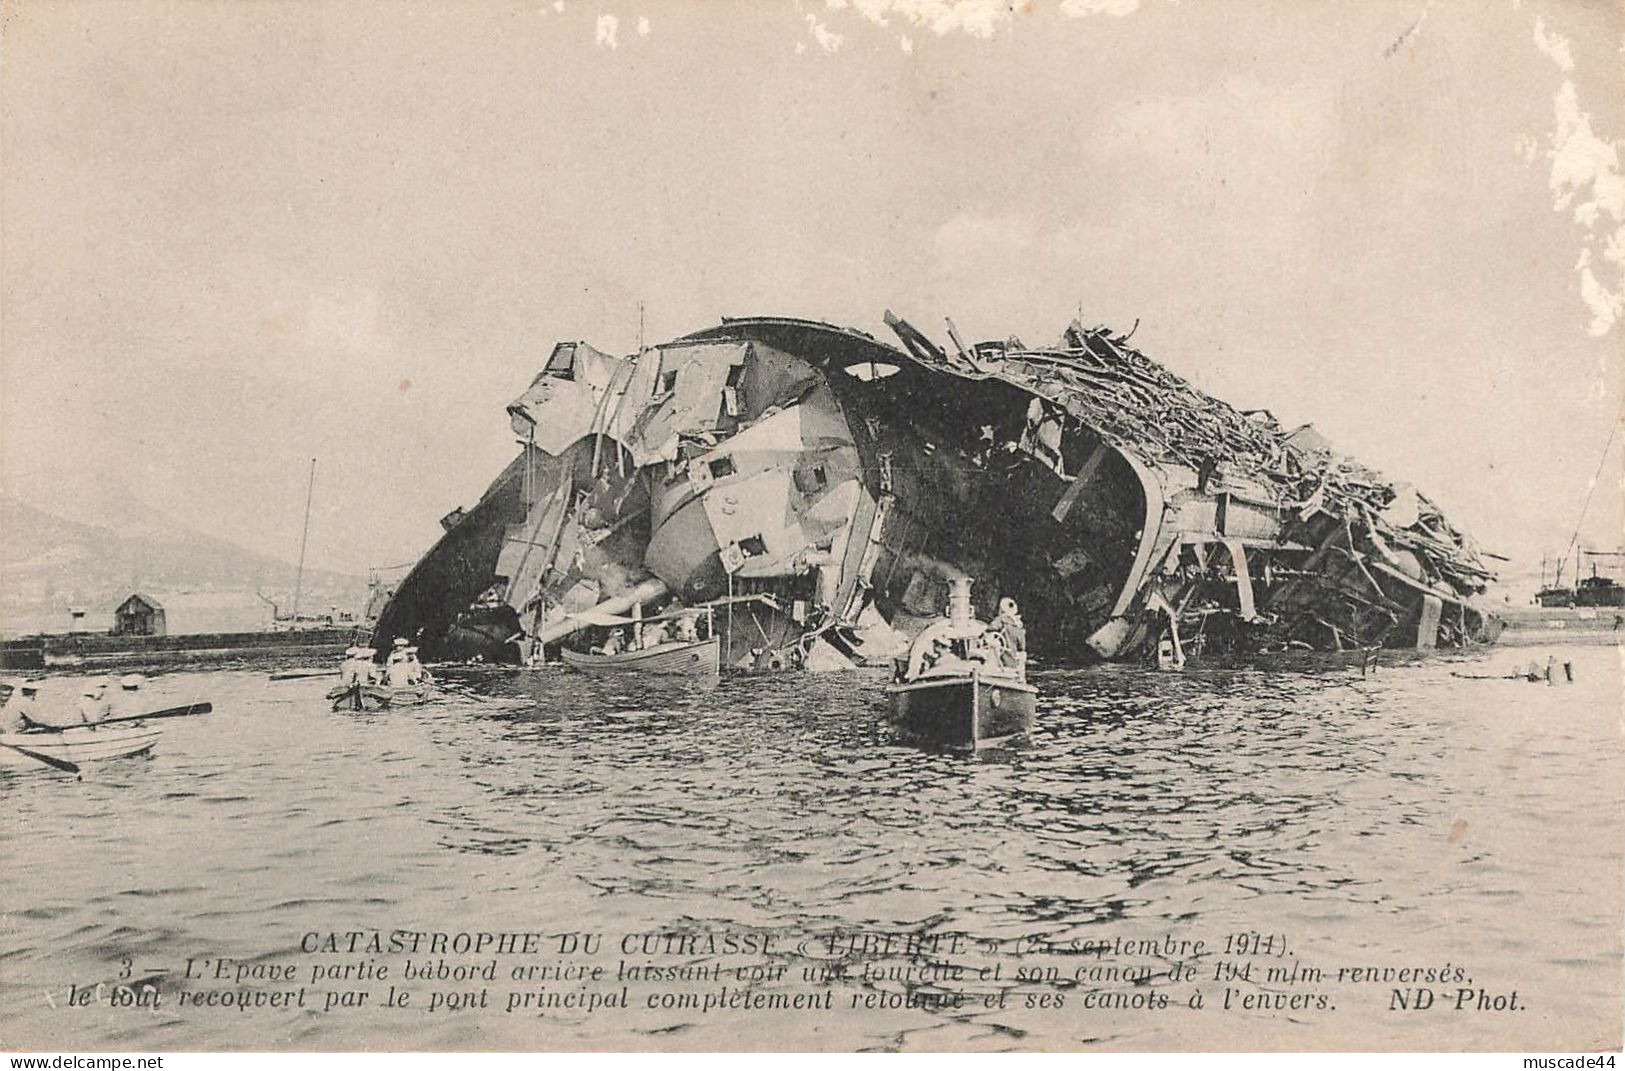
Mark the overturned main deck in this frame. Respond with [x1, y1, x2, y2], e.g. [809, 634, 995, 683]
[374, 313, 1501, 668]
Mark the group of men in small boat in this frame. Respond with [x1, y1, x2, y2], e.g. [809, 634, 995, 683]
[0, 674, 148, 732]
[903, 597, 1028, 681]
[590, 610, 706, 657]
[340, 639, 432, 688]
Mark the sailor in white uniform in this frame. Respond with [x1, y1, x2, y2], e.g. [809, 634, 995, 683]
[78, 680, 113, 726]
[340, 646, 369, 685]
[403, 647, 431, 686]
[0, 678, 28, 732]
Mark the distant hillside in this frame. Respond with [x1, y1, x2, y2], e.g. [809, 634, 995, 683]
[0, 493, 364, 635]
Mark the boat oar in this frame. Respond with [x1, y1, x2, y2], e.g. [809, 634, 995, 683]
[93, 703, 213, 727]
[269, 670, 335, 682]
[1, 742, 80, 774]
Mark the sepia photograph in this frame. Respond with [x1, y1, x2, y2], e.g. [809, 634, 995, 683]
[1, 0, 1622, 1056]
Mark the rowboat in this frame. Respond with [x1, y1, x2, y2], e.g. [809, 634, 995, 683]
[887, 666, 1037, 750]
[560, 636, 720, 677]
[0, 724, 163, 772]
[328, 681, 433, 712]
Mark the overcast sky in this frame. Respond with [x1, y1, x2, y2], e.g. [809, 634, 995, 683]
[3, 0, 1621, 588]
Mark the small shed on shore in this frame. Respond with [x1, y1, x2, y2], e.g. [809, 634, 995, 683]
[113, 593, 165, 636]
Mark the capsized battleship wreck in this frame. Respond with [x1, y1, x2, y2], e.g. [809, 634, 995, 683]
[372, 314, 1502, 668]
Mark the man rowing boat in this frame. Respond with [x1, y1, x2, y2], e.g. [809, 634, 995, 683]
[0, 679, 27, 733]
[78, 681, 114, 726]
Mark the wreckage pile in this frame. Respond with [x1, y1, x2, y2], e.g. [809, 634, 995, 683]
[1000, 321, 1497, 604]
[375, 311, 1501, 666]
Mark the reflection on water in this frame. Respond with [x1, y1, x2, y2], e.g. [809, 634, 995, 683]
[2, 646, 1620, 1051]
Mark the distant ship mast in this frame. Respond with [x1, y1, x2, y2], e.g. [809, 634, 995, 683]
[1559, 416, 1620, 585]
[1540, 414, 1621, 603]
[291, 457, 317, 622]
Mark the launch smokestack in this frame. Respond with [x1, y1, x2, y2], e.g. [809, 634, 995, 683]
[947, 577, 974, 628]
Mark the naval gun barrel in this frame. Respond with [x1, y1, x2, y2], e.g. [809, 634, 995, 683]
[536, 576, 671, 645]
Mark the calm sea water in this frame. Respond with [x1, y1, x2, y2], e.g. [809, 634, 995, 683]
[2, 644, 1621, 1052]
